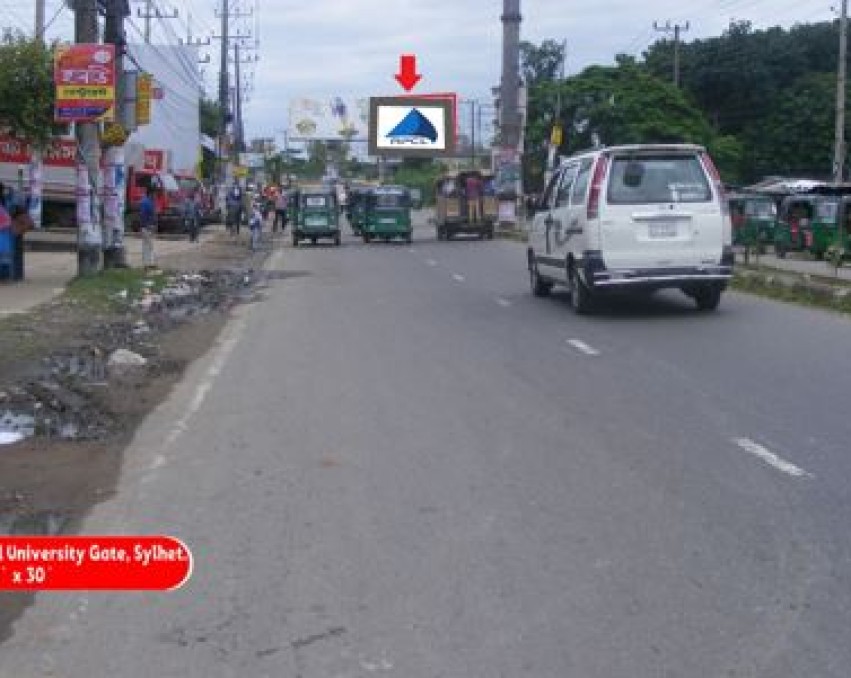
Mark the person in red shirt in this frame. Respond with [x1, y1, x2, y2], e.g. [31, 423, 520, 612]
[464, 174, 483, 224]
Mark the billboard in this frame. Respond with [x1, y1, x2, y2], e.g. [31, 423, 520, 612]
[287, 97, 369, 140]
[368, 96, 455, 158]
[54, 43, 116, 122]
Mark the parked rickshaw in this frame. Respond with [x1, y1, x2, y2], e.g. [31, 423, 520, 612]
[728, 192, 777, 251]
[774, 192, 842, 259]
[361, 186, 413, 244]
[434, 171, 496, 240]
[292, 187, 341, 247]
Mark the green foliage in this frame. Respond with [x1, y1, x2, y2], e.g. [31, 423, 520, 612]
[199, 98, 221, 138]
[0, 33, 55, 145]
[741, 72, 835, 179]
[523, 62, 720, 191]
[390, 159, 442, 205]
[520, 39, 566, 86]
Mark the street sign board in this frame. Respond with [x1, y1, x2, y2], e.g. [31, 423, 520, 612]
[53, 44, 116, 123]
[368, 96, 455, 158]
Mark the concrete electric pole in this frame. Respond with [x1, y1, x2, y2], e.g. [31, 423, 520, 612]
[499, 0, 522, 151]
[74, 0, 103, 276]
[653, 20, 690, 88]
[103, 0, 131, 269]
[834, 0, 848, 183]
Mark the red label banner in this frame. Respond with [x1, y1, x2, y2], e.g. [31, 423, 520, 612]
[0, 536, 193, 591]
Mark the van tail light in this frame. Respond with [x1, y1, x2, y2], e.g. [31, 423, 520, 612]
[587, 155, 609, 220]
[700, 151, 728, 217]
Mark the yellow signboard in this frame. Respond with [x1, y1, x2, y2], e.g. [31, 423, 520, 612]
[550, 124, 563, 147]
[233, 165, 248, 178]
[136, 73, 152, 126]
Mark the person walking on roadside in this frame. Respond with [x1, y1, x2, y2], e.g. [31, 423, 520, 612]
[226, 182, 243, 236]
[273, 189, 289, 233]
[182, 189, 201, 243]
[139, 186, 157, 269]
[249, 201, 263, 251]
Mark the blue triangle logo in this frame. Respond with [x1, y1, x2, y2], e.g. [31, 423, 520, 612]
[387, 108, 438, 142]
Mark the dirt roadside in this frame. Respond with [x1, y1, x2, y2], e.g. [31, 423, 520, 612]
[0, 229, 280, 642]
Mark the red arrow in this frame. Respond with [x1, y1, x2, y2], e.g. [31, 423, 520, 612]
[394, 54, 422, 92]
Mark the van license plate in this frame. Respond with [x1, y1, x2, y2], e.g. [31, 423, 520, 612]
[380, 218, 396, 225]
[648, 222, 677, 238]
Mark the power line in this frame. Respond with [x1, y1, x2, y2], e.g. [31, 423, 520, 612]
[653, 19, 691, 87]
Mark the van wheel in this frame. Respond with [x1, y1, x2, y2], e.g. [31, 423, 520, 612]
[694, 286, 722, 311]
[569, 264, 593, 314]
[775, 244, 787, 259]
[529, 257, 552, 297]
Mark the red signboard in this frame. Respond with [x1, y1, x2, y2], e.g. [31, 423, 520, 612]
[143, 149, 166, 172]
[54, 43, 116, 122]
[0, 136, 77, 168]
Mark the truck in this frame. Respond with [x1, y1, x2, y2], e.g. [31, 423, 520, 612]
[0, 136, 195, 232]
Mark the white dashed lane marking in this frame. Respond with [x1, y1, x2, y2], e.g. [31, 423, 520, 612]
[733, 437, 812, 478]
[496, 297, 512, 307]
[426, 259, 438, 266]
[566, 338, 601, 356]
[452, 274, 465, 283]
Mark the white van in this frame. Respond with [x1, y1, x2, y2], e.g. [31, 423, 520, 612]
[527, 144, 734, 313]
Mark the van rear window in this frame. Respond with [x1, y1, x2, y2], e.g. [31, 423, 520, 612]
[607, 155, 712, 204]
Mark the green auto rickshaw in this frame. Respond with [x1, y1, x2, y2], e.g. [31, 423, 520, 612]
[729, 192, 777, 251]
[361, 186, 413, 244]
[774, 192, 842, 259]
[292, 188, 341, 247]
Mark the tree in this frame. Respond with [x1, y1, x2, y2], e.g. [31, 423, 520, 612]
[0, 32, 55, 144]
[199, 98, 221, 138]
[520, 39, 566, 86]
[523, 61, 725, 190]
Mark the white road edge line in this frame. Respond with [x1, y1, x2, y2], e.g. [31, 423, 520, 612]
[452, 273, 465, 282]
[496, 297, 512, 307]
[566, 338, 600, 356]
[733, 437, 813, 478]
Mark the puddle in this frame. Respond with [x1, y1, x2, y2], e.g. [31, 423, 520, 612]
[0, 411, 35, 445]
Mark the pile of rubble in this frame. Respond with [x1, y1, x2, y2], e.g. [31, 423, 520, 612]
[0, 268, 259, 446]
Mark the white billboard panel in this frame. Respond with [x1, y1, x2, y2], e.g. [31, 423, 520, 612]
[287, 97, 369, 139]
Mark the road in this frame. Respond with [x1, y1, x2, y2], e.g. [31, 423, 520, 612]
[2, 215, 850, 677]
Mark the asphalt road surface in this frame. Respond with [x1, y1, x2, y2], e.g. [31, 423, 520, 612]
[2, 217, 851, 677]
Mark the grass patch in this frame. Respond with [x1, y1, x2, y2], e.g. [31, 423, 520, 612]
[731, 270, 851, 315]
[66, 268, 168, 310]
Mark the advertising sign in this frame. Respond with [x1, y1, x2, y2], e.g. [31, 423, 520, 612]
[368, 96, 455, 158]
[136, 73, 153, 126]
[143, 149, 166, 171]
[54, 44, 115, 122]
[0, 135, 76, 168]
[287, 97, 369, 140]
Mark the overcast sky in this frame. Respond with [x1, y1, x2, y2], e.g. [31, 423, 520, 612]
[13, 0, 840, 144]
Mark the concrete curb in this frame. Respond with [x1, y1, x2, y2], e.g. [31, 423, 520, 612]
[733, 265, 851, 312]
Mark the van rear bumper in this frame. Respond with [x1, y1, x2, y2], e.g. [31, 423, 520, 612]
[582, 248, 733, 289]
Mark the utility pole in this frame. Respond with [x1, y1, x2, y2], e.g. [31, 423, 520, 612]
[834, 0, 848, 184]
[138, 0, 178, 44]
[234, 41, 243, 157]
[545, 39, 567, 187]
[497, 0, 523, 226]
[470, 100, 476, 169]
[213, 0, 253, 187]
[34, 0, 45, 40]
[653, 20, 690, 87]
[75, 0, 102, 276]
[103, 0, 131, 268]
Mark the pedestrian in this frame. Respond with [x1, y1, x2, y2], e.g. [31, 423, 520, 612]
[182, 189, 200, 243]
[0, 193, 12, 282]
[273, 189, 289, 233]
[464, 173, 483, 224]
[10, 204, 34, 281]
[139, 186, 157, 269]
[249, 201, 263, 251]
[226, 182, 243, 235]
